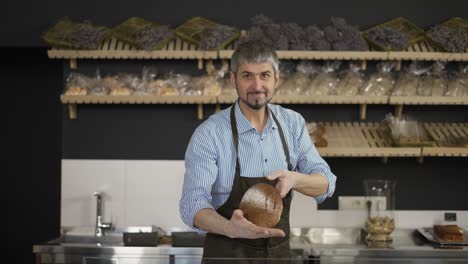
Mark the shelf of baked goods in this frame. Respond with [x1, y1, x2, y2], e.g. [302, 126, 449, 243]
[61, 93, 467, 120]
[310, 122, 468, 159]
[61, 94, 218, 120]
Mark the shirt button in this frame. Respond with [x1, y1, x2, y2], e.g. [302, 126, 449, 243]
[261, 138, 264, 141]
[265, 159, 267, 163]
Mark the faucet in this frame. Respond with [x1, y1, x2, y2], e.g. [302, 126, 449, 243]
[94, 192, 113, 237]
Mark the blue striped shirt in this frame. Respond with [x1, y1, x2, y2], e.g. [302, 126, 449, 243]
[179, 101, 337, 229]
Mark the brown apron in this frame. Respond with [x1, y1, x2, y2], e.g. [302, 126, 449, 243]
[203, 105, 293, 263]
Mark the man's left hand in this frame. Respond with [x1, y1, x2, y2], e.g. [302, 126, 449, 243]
[266, 169, 297, 198]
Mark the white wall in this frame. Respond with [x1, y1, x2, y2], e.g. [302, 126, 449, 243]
[61, 159, 468, 230]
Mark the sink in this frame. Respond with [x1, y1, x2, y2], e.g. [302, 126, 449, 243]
[291, 227, 364, 245]
[48, 233, 124, 246]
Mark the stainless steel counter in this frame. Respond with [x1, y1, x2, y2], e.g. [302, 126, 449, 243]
[34, 227, 468, 264]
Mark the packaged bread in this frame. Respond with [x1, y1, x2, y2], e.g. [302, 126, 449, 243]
[64, 72, 91, 95]
[446, 64, 468, 96]
[392, 62, 429, 96]
[419, 62, 447, 96]
[361, 62, 395, 96]
[277, 72, 309, 95]
[307, 122, 328, 147]
[305, 61, 340, 96]
[433, 225, 464, 242]
[335, 63, 364, 96]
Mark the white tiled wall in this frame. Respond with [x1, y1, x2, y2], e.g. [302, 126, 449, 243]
[61, 160, 468, 230]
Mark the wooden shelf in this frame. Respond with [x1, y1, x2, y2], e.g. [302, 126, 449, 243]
[422, 123, 468, 157]
[60, 95, 217, 104]
[270, 95, 388, 104]
[315, 122, 468, 158]
[60, 94, 467, 120]
[49, 40, 467, 62]
[48, 38, 217, 60]
[219, 41, 468, 61]
[389, 96, 468, 105]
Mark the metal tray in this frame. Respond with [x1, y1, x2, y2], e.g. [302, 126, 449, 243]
[417, 228, 467, 246]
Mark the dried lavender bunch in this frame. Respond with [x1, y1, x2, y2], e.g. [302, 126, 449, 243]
[68, 21, 108, 49]
[367, 27, 409, 50]
[280, 23, 307, 50]
[43, 18, 108, 49]
[427, 24, 468, 52]
[324, 17, 368, 51]
[237, 14, 288, 50]
[199, 25, 237, 50]
[303, 25, 331, 50]
[133, 25, 173, 50]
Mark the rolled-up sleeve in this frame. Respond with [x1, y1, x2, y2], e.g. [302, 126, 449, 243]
[294, 116, 337, 203]
[179, 123, 219, 228]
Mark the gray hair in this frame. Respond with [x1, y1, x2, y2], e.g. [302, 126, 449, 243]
[230, 40, 279, 74]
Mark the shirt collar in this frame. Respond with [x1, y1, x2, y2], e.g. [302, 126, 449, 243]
[234, 100, 277, 134]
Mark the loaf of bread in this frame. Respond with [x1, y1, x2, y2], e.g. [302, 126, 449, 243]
[64, 86, 87, 95]
[433, 225, 464, 242]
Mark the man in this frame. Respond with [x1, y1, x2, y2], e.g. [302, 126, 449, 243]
[179, 40, 336, 260]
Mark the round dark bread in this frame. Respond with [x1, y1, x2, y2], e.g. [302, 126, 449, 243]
[239, 183, 283, 228]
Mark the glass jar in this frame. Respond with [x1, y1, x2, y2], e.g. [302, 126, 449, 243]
[363, 179, 396, 242]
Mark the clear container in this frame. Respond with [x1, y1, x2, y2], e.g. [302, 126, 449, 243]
[363, 179, 396, 242]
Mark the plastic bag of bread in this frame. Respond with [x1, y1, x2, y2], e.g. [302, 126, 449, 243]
[184, 76, 205, 96]
[64, 72, 91, 95]
[361, 62, 395, 96]
[156, 77, 179, 96]
[446, 64, 468, 97]
[203, 77, 222, 96]
[276, 72, 309, 95]
[392, 62, 429, 96]
[88, 69, 109, 96]
[304, 61, 341, 96]
[220, 77, 237, 95]
[306, 122, 328, 147]
[277, 61, 319, 95]
[108, 73, 136, 96]
[335, 62, 364, 96]
[136, 66, 158, 95]
[420, 61, 447, 96]
[156, 73, 189, 96]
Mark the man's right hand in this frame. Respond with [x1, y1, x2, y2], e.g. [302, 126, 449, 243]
[223, 209, 286, 239]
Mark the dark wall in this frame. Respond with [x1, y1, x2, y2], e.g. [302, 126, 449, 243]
[2, 0, 467, 46]
[6, 47, 62, 264]
[5, 1, 468, 263]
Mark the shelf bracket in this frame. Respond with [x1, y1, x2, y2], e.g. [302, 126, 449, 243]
[197, 59, 203, 70]
[359, 104, 367, 120]
[395, 105, 404, 119]
[381, 156, 389, 164]
[68, 103, 77, 119]
[197, 104, 203, 120]
[361, 60, 367, 70]
[417, 148, 424, 164]
[395, 60, 402, 71]
[69, 59, 77, 69]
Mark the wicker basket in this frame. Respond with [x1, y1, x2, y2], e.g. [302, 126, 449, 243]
[175, 17, 240, 50]
[363, 17, 426, 51]
[42, 18, 109, 49]
[425, 17, 468, 52]
[112, 17, 174, 50]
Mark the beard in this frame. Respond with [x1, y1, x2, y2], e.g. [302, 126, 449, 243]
[238, 94, 270, 110]
[235, 79, 272, 110]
